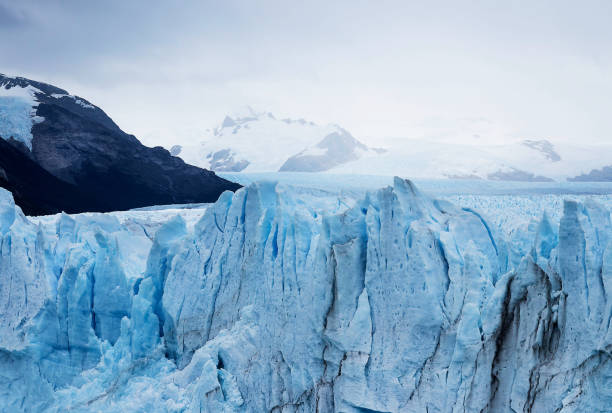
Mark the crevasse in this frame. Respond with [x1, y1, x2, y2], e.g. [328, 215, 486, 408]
[0, 178, 610, 412]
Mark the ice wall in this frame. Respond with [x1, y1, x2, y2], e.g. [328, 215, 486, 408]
[0, 179, 610, 412]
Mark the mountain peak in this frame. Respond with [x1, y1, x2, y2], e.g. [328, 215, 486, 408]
[174, 109, 367, 173]
[0, 74, 240, 214]
[230, 105, 260, 120]
[0, 73, 68, 96]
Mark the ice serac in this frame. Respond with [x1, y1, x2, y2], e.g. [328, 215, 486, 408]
[0, 179, 611, 411]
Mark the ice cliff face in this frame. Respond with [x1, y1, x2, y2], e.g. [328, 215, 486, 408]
[0, 179, 611, 412]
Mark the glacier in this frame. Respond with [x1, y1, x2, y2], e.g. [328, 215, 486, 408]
[0, 83, 44, 150]
[0, 178, 611, 412]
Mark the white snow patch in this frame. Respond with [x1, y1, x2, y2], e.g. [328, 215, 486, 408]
[51, 93, 95, 109]
[0, 85, 44, 150]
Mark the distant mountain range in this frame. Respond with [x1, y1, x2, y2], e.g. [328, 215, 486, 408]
[0, 74, 239, 215]
[328, 137, 612, 182]
[169, 109, 612, 182]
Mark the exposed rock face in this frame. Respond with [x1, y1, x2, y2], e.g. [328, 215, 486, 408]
[0, 138, 104, 215]
[0, 179, 610, 411]
[207, 148, 250, 172]
[0, 74, 240, 215]
[523, 139, 562, 162]
[279, 129, 371, 172]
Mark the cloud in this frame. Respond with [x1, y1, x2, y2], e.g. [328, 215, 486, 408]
[0, 3, 29, 27]
[0, 1, 611, 146]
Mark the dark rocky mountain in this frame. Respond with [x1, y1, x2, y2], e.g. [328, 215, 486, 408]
[0, 74, 240, 215]
[0, 138, 105, 215]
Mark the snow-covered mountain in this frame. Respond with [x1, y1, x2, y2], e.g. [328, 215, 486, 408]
[0, 74, 239, 214]
[169, 110, 612, 181]
[329, 137, 612, 182]
[171, 107, 383, 173]
[1, 179, 610, 411]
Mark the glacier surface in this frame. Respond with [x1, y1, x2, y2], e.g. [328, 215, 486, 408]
[0, 83, 44, 150]
[0, 179, 611, 412]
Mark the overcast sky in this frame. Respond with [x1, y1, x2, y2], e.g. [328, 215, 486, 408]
[1, 0, 611, 147]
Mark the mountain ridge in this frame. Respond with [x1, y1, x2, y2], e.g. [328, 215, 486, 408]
[170, 109, 384, 173]
[167, 109, 612, 181]
[0, 74, 240, 215]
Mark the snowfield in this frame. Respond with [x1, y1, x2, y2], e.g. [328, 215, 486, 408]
[0, 82, 44, 150]
[168, 108, 383, 174]
[164, 108, 612, 181]
[326, 138, 612, 182]
[1, 176, 612, 412]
